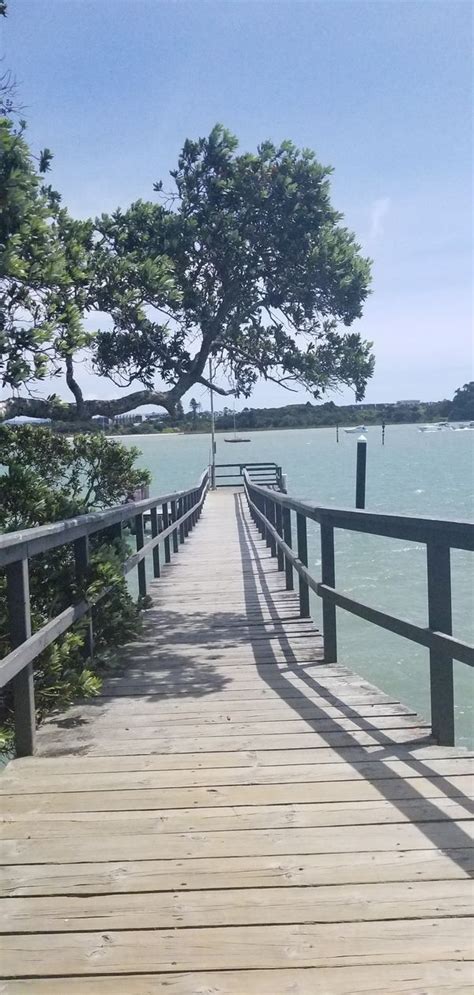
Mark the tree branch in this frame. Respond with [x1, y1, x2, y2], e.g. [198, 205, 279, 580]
[197, 376, 235, 397]
[5, 388, 177, 421]
[65, 355, 84, 415]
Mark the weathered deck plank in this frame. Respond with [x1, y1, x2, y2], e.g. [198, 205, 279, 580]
[0, 488, 472, 992]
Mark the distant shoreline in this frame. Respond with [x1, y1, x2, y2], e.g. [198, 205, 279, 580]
[106, 421, 474, 441]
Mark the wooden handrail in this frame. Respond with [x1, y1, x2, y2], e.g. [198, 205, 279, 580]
[1, 469, 209, 756]
[243, 471, 473, 746]
[214, 462, 283, 489]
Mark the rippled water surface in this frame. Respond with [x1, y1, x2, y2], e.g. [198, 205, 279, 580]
[120, 425, 474, 746]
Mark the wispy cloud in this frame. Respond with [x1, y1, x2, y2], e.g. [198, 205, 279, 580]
[368, 197, 391, 241]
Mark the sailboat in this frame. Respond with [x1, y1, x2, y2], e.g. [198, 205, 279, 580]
[224, 407, 251, 443]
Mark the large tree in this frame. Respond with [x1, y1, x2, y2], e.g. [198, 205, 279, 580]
[0, 114, 94, 401]
[3, 125, 374, 420]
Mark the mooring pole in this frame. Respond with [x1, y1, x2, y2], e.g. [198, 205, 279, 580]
[381, 419, 386, 446]
[336, 422, 339, 444]
[355, 435, 367, 509]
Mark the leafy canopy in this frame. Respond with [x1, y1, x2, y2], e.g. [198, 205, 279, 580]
[94, 126, 373, 404]
[3, 124, 374, 418]
[0, 115, 93, 395]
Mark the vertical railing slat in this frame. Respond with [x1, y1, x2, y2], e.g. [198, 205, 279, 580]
[135, 513, 147, 598]
[320, 520, 337, 663]
[162, 503, 171, 562]
[74, 535, 94, 659]
[427, 542, 454, 745]
[296, 512, 310, 618]
[283, 507, 294, 590]
[171, 499, 179, 553]
[6, 558, 35, 757]
[150, 506, 160, 578]
[275, 504, 284, 571]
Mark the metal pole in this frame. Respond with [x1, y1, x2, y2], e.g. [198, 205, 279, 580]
[355, 435, 367, 509]
[209, 358, 216, 489]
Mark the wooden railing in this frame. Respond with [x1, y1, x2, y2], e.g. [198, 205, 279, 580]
[214, 462, 283, 489]
[0, 469, 209, 756]
[244, 471, 474, 746]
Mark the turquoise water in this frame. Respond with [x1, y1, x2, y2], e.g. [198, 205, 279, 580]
[120, 425, 474, 746]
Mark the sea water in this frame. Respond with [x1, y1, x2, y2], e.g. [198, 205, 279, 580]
[119, 425, 474, 746]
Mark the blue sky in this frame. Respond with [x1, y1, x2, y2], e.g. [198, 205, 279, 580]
[2, 0, 472, 410]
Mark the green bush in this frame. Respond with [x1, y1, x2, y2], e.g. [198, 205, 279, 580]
[0, 427, 151, 751]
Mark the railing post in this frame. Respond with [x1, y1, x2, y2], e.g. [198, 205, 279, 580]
[171, 499, 179, 552]
[275, 503, 284, 571]
[264, 498, 271, 549]
[135, 512, 147, 598]
[427, 542, 454, 745]
[258, 493, 266, 538]
[268, 498, 277, 557]
[74, 535, 94, 659]
[150, 506, 160, 578]
[6, 558, 35, 756]
[320, 520, 337, 662]
[183, 495, 189, 538]
[162, 502, 171, 562]
[179, 497, 185, 544]
[283, 507, 294, 590]
[296, 512, 310, 618]
[108, 521, 122, 543]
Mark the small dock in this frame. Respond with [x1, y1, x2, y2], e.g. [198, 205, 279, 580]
[0, 486, 473, 992]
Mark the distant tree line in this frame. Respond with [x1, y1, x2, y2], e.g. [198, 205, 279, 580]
[167, 381, 474, 433]
[85, 382, 473, 435]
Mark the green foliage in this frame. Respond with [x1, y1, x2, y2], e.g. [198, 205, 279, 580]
[0, 114, 93, 393]
[0, 428, 150, 749]
[3, 123, 373, 421]
[0, 426, 150, 528]
[94, 125, 373, 405]
[449, 382, 474, 421]
[174, 396, 454, 432]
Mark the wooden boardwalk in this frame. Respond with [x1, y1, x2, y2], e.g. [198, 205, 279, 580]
[0, 488, 473, 992]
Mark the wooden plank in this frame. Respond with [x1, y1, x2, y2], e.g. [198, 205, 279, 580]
[1, 775, 471, 816]
[2, 847, 472, 898]
[8, 743, 471, 776]
[34, 728, 435, 756]
[1, 795, 470, 838]
[36, 715, 430, 745]
[91, 676, 386, 699]
[40, 700, 415, 726]
[3, 962, 473, 994]
[4, 756, 471, 795]
[1, 821, 472, 865]
[1, 919, 472, 976]
[2, 880, 472, 933]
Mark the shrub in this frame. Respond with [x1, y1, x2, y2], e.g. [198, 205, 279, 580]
[0, 427, 151, 750]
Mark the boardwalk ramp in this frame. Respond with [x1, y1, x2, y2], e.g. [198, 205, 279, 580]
[0, 488, 473, 992]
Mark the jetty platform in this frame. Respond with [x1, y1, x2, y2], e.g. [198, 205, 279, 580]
[0, 485, 473, 992]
